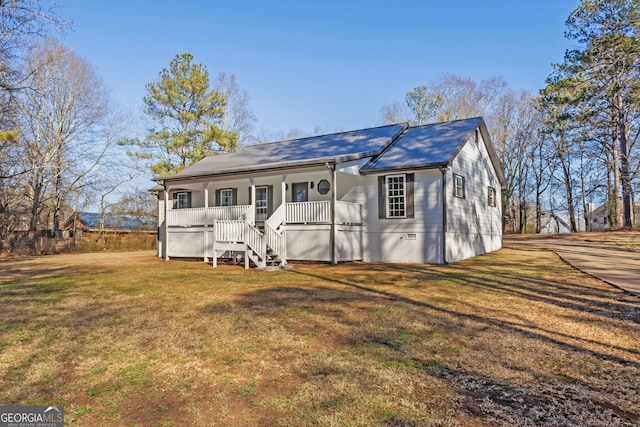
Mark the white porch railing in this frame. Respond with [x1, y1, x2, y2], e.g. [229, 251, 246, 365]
[336, 201, 363, 224]
[169, 202, 362, 227]
[243, 204, 255, 225]
[286, 201, 331, 223]
[167, 207, 207, 227]
[167, 205, 251, 226]
[245, 222, 266, 267]
[265, 204, 287, 265]
[265, 203, 286, 230]
[214, 220, 245, 242]
[265, 225, 286, 264]
[285, 201, 363, 224]
[208, 205, 251, 222]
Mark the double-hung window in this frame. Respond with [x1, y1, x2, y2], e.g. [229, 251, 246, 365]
[220, 189, 233, 206]
[386, 174, 406, 218]
[454, 174, 465, 199]
[378, 173, 414, 219]
[488, 186, 496, 207]
[175, 192, 191, 209]
[255, 186, 269, 221]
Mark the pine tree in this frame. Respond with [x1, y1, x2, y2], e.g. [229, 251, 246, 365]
[142, 53, 238, 176]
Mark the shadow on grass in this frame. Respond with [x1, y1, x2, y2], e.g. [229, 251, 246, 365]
[282, 268, 640, 369]
[196, 260, 640, 424]
[2, 248, 639, 425]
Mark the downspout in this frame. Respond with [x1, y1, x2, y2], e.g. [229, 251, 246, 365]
[327, 162, 337, 265]
[439, 166, 448, 264]
[203, 183, 209, 263]
[163, 181, 169, 261]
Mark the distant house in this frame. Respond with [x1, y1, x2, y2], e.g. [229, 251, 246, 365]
[540, 214, 586, 234]
[589, 201, 639, 230]
[62, 212, 156, 232]
[152, 117, 506, 268]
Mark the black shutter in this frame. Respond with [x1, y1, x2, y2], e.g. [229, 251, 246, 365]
[231, 188, 238, 206]
[248, 187, 252, 204]
[378, 176, 386, 219]
[215, 190, 220, 206]
[172, 192, 177, 209]
[406, 173, 414, 218]
[187, 192, 192, 208]
[267, 185, 273, 216]
[462, 176, 466, 199]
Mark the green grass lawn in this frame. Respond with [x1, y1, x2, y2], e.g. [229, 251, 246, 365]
[0, 244, 638, 426]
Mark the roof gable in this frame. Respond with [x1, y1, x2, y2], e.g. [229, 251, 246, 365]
[163, 123, 407, 181]
[361, 117, 482, 173]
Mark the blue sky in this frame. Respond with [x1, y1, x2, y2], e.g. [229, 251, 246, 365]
[59, 0, 580, 137]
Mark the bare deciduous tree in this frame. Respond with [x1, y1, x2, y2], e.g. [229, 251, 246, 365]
[214, 72, 256, 148]
[19, 39, 115, 236]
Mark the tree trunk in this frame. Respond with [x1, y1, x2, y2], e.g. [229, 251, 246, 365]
[535, 191, 542, 233]
[29, 182, 42, 234]
[612, 137, 621, 227]
[617, 96, 632, 227]
[560, 158, 577, 232]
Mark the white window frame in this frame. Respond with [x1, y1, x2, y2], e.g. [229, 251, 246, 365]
[488, 186, 496, 207]
[454, 174, 465, 199]
[176, 192, 190, 209]
[255, 186, 269, 221]
[220, 188, 233, 207]
[386, 174, 406, 218]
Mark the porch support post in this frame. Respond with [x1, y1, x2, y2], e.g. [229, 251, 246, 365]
[163, 184, 170, 261]
[203, 183, 209, 263]
[329, 163, 337, 265]
[250, 178, 256, 225]
[281, 175, 287, 207]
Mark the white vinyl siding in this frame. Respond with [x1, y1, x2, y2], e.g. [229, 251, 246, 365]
[447, 130, 502, 262]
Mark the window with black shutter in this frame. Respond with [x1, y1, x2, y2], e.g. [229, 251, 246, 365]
[377, 173, 414, 219]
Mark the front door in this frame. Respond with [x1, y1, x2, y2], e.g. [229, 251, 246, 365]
[291, 182, 308, 203]
[255, 186, 269, 221]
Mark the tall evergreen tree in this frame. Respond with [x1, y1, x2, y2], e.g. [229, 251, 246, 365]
[141, 53, 237, 176]
[543, 0, 640, 227]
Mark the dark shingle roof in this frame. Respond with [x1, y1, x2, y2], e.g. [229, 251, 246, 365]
[164, 124, 407, 180]
[158, 117, 505, 185]
[361, 117, 482, 173]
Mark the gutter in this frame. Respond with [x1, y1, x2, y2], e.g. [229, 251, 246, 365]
[360, 162, 450, 176]
[155, 150, 396, 184]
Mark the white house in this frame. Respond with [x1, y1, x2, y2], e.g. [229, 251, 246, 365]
[152, 117, 505, 268]
[588, 200, 639, 230]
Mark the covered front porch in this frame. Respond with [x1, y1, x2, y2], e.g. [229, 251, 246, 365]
[157, 164, 366, 267]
